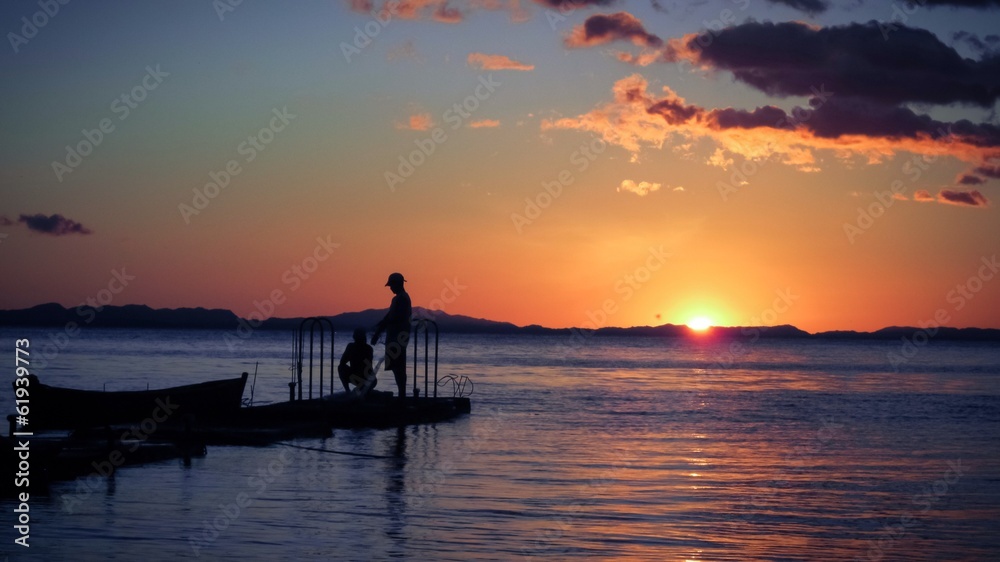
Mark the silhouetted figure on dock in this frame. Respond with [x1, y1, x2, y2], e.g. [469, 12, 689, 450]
[372, 272, 411, 402]
[339, 327, 375, 395]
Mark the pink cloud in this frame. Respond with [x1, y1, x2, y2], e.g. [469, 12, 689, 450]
[353, 0, 464, 22]
[467, 53, 534, 71]
[396, 112, 434, 131]
[469, 119, 501, 128]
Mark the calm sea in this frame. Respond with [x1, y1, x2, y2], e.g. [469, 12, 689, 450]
[1, 327, 998, 561]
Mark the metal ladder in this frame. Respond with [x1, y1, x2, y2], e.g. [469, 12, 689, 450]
[291, 317, 335, 401]
[410, 318, 439, 399]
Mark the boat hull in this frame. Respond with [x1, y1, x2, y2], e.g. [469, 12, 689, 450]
[20, 373, 248, 430]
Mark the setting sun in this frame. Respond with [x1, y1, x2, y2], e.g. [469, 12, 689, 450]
[687, 317, 714, 331]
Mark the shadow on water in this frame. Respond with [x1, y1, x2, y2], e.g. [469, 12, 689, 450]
[380, 423, 448, 554]
[384, 426, 407, 547]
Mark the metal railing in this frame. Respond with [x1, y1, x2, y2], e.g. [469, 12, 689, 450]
[410, 318, 439, 399]
[292, 317, 334, 400]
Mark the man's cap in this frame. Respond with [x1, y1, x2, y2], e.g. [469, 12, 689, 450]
[385, 272, 406, 286]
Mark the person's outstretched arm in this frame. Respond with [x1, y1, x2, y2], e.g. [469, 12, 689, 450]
[372, 296, 400, 343]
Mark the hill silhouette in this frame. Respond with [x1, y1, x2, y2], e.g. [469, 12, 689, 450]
[0, 303, 998, 341]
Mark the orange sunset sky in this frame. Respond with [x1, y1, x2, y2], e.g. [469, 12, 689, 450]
[1, 1, 998, 332]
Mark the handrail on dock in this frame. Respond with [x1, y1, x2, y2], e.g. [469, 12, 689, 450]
[292, 317, 335, 401]
[410, 318, 439, 399]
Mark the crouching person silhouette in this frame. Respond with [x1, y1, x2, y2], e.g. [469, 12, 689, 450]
[339, 327, 376, 397]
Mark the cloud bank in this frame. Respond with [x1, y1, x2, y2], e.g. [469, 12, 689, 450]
[551, 18, 1000, 181]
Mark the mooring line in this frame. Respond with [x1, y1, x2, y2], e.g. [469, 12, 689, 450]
[276, 441, 397, 459]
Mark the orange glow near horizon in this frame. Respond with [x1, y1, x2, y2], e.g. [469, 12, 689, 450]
[1, 5, 999, 335]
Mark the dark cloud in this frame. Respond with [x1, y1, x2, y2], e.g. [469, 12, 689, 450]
[913, 188, 991, 207]
[948, 120, 1000, 147]
[707, 105, 793, 130]
[938, 189, 989, 207]
[975, 163, 1000, 178]
[647, 96, 700, 124]
[956, 173, 986, 185]
[566, 12, 662, 47]
[705, 95, 1000, 149]
[674, 21, 1000, 107]
[769, 0, 1000, 13]
[917, 0, 1000, 7]
[953, 31, 1000, 55]
[804, 97, 940, 139]
[765, 0, 829, 14]
[18, 213, 92, 236]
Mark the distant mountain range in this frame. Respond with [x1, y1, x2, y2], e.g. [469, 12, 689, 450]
[1, 303, 998, 341]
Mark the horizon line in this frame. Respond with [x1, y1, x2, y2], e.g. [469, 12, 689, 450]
[2, 301, 999, 337]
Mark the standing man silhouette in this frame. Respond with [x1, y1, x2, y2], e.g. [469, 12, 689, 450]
[372, 272, 412, 403]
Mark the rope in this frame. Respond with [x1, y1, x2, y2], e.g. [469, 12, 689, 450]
[276, 441, 397, 459]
